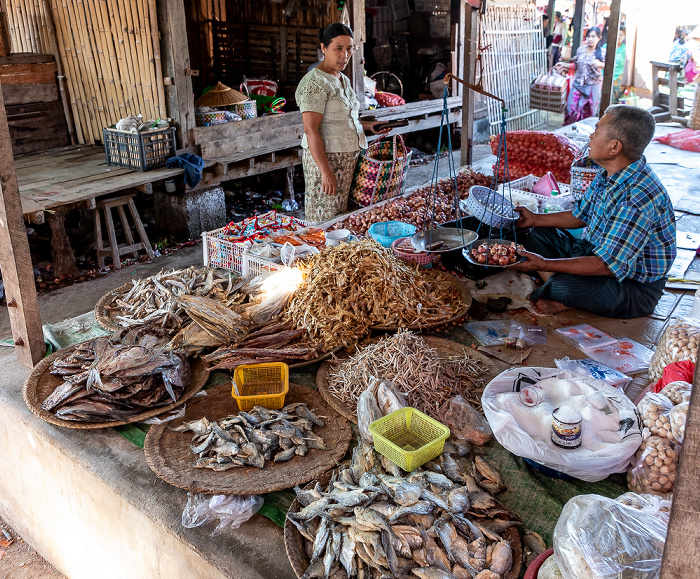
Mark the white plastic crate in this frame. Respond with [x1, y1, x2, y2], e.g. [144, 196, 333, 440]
[202, 217, 309, 274]
[498, 174, 573, 213]
[242, 254, 284, 278]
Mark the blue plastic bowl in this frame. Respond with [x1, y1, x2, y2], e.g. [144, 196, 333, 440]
[367, 221, 416, 248]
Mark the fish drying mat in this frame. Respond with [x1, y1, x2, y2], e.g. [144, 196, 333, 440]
[316, 335, 498, 424]
[143, 382, 352, 495]
[371, 271, 472, 332]
[283, 468, 523, 579]
[94, 282, 134, 332]
[22, 342, 210, 429]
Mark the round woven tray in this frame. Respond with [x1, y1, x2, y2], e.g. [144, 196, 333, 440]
[371, 271, 472, 332]
[22, 342, 210, 429]
[316, 335, 499, 424]
[94, 282, 134, 332]
[143, 382, 352, 494]
[284, 468, 522, 579]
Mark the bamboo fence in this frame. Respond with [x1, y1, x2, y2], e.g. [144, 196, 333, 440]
[5, 0, 167, 145]
[478, 4, 548, 134]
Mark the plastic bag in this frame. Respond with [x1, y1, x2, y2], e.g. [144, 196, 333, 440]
[648, 317, 700, 381]
[670, 402, 688, 444]
[627, 436, 678, 495]
[652, 360, 695, 393]
[556, 324, 617, 350]
[660, 380, 692, 405]
[482, 367, 642, 482]
[182, 492, 263, 531]
[509, 322, 547, 345]
[654, 128, 700, 152]
[638, 392, 675, 441]
[553, 494, 668, 579]
[555, 357, 631, 388]
[586, 338, 654, 374]
[464, 319, 511, 346]
[439, 395, 493, 446]
[615, 492, 673, 526]
[538, 554, 565, 579]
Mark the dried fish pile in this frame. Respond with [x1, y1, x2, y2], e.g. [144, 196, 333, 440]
[288, 440, 520, 579]
[285, 241, 463, 350]
[201, 319, 323, 371]
[328, 331, 490, 418]
[43, 328, 191, 422]
[105, 266, 241, 331]
[173, 402, 327, 470]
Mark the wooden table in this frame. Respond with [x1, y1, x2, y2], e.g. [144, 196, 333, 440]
[650, 60, 689, 125]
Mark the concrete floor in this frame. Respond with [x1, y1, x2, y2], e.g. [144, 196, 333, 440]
[0, 123, 698, 578]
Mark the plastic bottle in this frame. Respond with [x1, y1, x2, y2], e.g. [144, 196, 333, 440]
[543, 190, 563, 213]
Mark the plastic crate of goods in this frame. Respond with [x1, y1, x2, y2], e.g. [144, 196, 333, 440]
[498, 174, 574, 213]
[202, 211, 309, 273]
[369, 407, 450, 471]
[242, 254, 284, 278]
[103, 126, 176, 171]
[232, 362, 289, 411]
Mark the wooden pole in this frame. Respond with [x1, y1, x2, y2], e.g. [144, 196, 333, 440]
[349, 0, 366, 108]
[660, 359, 700, 577]
[460, 5, 477, 167]
[571, 0, 585, 56]
[599, 0, 621, 111]
[0, 80, 45, 367]
[546, 0, 556, 28]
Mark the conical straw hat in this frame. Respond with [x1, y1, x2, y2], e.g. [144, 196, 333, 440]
[195, 82, 248, 107]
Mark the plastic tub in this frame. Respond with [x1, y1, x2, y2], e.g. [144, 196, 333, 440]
[232, 362, 289, 411]
[368, 221, 416, 248]
[524, 548, 554, 579]
[369, 407, 450, 471]
[391, 237, 433, 267]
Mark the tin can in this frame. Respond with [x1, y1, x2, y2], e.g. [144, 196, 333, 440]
[551, 406, 582, 449]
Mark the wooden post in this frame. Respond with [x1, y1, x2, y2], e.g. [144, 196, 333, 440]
[0, 81, 45, 367]
[546, 0, 556, 27]
[460, 5, 478, 167]
[349, 0, 366, 108]
[48, 206, 78, 278]
[599, 0, 621, 110]
[660, 360, 700, 577]
[571, 0, 585, 56]
[156, 0, 195, 149]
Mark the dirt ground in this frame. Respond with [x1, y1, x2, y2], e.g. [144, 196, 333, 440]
[0, 517, 63, 579]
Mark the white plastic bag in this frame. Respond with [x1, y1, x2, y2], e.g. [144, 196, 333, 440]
[637, 392, 675, 441]
[627, 436, 678, 495]
[482, 367, 642, 482]
[660, 380, 692, 405]
[670, 402, 688, 443]
[182, 492, 263, 532]
[648, 317, 700, 380]
[555, 357, 631, 388]
[553, 494, 668, 579]
[587, 338, 654, 374]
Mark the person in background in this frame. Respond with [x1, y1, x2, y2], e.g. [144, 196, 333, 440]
[543, 15, 553, 50]
[295, 23, 389, 224]
[611, 26, 627, 103]
[669, 29, 700, 84]
[550, 12, 567, 68]
[557, 27, 604, 125]
[510, 106, 676, 318]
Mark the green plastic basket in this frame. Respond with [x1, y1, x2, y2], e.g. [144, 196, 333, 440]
[369, 407, 450, 471]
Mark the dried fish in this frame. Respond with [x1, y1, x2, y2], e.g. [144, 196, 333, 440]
[284, 241, 465, 350]
[175, 402, 326, 470]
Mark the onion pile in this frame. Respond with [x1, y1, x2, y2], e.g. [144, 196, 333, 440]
[470, 241, 523, 266]
[491, 131, 580, 183]
[330, 169, 492, 235]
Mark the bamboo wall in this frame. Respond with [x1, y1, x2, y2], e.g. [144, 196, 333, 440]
[5, 0, 167, 145]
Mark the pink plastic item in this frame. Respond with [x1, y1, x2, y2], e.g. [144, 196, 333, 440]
[532, 171, 560, 196]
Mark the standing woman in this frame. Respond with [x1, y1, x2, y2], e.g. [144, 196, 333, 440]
[557, 27, 604, 125]
[295, 23, 388, 224]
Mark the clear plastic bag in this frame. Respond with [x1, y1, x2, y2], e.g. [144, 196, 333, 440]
[553, 494, 668, 579]
[555, 357, 631, 388]
[660, 380, 692, 405]
[182, 492, 263, 532]
[509, 322, 547, 345]
[648, 316, 700, 381]
[556, 324, 617, 350]
[637, 392, 675, 441]
[587, 338, 654, 374]
[627, 436, 678, 495]
[439, 395, 493, 446]
[615, 492, 673, 526]
[670, 402, 688, 444]
[464, 320, 511, 346]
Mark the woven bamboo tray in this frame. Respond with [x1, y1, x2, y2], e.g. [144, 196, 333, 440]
[370, 271, 472, 332]
[284, 468, 523, 579]
[316, 335, 498, 424]
[94, 282, 133, 332]
[143, 382, 352, 495]
[22, 343, 209, 429]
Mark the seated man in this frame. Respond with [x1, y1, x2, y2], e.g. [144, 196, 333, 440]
[511, 105, 676, 318]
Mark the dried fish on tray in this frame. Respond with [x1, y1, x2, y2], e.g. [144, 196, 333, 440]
[95, 266, 244, 333]
[173, 402, 327, 470]
[284, 440, 522, 579]
[284, 241, 469, 351]
[324, 331, 495, 420]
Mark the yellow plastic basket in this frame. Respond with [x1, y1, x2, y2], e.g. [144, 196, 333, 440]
[369, 407, 450, 472]
[232, 362, 289, 411]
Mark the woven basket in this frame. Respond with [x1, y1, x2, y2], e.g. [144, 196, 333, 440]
[232, 99, 258, 120]
[195, 111, 227, 127]
[350, 135, 411, 207]
[690, 85, 700, 131]
[462, 185, 516, 228]
[570, 166, 599, 200]
[529, 70, 567, 114]
[392, 236, 433, 267]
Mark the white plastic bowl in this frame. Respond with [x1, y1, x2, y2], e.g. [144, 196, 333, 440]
[325, 229, 350, 246]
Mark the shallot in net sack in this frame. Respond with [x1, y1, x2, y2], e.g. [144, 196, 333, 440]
[553, 493, 668, 579]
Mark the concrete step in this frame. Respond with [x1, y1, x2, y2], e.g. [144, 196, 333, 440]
[0, 349, 296, 579]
